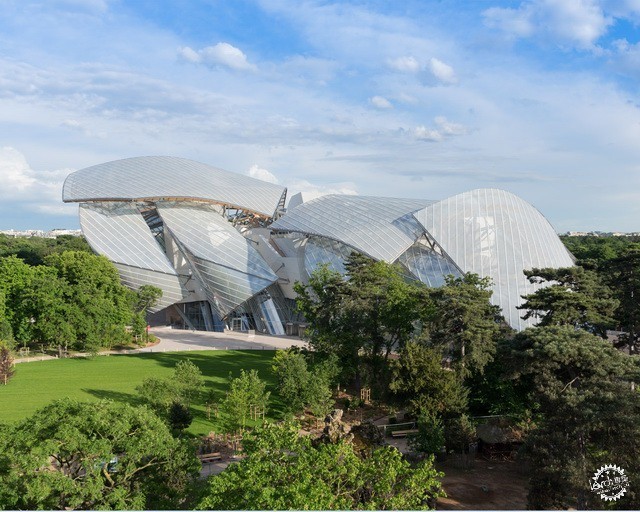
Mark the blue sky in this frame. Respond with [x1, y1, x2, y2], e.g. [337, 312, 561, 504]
[1, 0, 640, 232]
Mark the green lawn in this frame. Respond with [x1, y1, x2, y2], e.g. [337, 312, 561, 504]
[0, 350, 282, 436]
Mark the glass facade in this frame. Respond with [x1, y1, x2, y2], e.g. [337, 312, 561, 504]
[271, 195, 433, 262]
[63, 155, 286, 218]
[414, 188, 575, 330]
[66, 157, 574, 332]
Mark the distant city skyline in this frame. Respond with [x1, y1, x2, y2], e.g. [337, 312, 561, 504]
[2, 1, 640, 232]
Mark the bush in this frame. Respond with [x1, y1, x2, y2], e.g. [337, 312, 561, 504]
[444, 414, 476, 453]
[409, 412, 445, 455]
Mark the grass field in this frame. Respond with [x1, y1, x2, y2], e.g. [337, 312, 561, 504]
[0, 350, 282, 436]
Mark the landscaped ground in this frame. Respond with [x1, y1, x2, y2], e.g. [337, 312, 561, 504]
[437, 458, 528, 510]
[0, 350, 281, 436]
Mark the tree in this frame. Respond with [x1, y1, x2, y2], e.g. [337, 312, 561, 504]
[20, 265, 75, 352]
[223, 369, 270, 432]
[0, 256, 35, 343]
[518, 266, 617, 337]
[560, 235, 639, 265]
[45, 251, 134, 351]
[389, 342, 468, 417]
[0, 290, 13, 347]
[295, 254, 426, 391]
[0, 398, 200, 510]
[136, 359, 204, 417]
[173, 359, 205, 407]
[272, 349, 338, 418]
[605, 249, 640, 353]
[168, 401, 194, 432]
[426, 273, 503, 379]
[197, 421, 445, 510]
[271, 348, 310, 413]
[506, 326, 640, 509]
[410, 412, 445, 456]
[0, 233, 92, 266]
[134, 284, 163, 313]
[0, 343, 15, 385]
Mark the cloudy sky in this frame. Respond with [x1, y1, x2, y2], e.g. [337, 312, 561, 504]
[1, 0, 640, 232]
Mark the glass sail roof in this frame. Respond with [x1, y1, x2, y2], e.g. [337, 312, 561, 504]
[414, 188, 575, 330]
[80, 202, 177, 275]
[63, 156, 287, 218]
[157, 203, 278, 282]
[157, 203, 278, 314]
[79, 202, 187, 310]
[271, 195, 434, 262]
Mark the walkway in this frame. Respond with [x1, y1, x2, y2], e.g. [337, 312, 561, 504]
[139, 326, 308, 352]
[14, 326, 307, 364]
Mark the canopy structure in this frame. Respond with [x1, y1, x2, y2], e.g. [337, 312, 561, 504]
[63, 156, 287, 218]
[65, 156, 574, 332]
[413, 189, 575, 330]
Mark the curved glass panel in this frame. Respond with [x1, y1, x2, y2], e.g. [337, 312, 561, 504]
[157, 203, 277, 281]
[113, 263, 186, 312]
[414, 188, 574, 330]
[80, 202, 176, 274]
[303, 237, 353, 277]
[398, 244, 462, 288]
[63, 156, 286, 217]
[180, 245, 274, 315]
[79, 202, 187, 311]
[272, 195, 434, 262]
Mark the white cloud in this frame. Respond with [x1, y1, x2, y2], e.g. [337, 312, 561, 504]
[483, 0, 612, 49]
[247, 164, 279, 184]
[0, 147, 37, 194]
[370, 96, 393, 109]
[387, 55, 420, 73]
[0, 147, 75, 216]
[611, 39, 640, 77]
[427, 57, 458, 84]
[435, 116, 467, 136]
[414, 117, 467, 142]
[178, 42, 256, 71]
[542, 0, 611, 48]
[483, 6, 534, 38]
[177, 46, 201, 64]
[288, 179, 358, 203]
[414, 126, 443, 142]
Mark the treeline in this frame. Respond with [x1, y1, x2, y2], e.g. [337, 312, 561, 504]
[0, 250, 161, 354]
[561, 233, 640, 262]
[0, 233, 92, 265]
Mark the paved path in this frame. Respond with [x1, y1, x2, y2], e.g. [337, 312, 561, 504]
[14, 327, 307, 364]
[140, 326, 308, 352]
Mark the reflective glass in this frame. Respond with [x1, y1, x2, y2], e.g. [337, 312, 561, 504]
[64, 156, 286, 217]
[414, 188, 574, 330]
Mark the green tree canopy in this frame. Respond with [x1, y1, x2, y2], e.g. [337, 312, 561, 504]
[272, 349, 339, 417]
[506, 326, 640, 509]
[223, 369, 270, 432]
[389, 341, 468, 417]
[136, 359, 204, 418]
[198, 421, 444, 510]
[605, 249, 640, 354]
[0, 398, 200, 510]
[518, 266, 617, 337]
[0, 251, 138, 351]
[426, 273, 504, 378]
[0, 233, 92, 266]
[295, 254, 427, 391]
